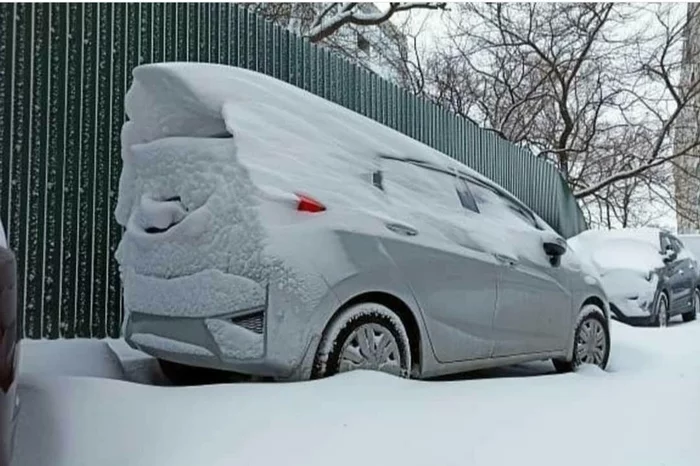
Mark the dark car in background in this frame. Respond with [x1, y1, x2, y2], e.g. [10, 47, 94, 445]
[569, 228, 698, 327]
[0, 219, 19, 465]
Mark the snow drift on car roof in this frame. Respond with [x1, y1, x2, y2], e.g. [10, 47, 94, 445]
[124, 62, 482, 179]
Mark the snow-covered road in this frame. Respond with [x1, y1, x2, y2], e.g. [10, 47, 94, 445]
[15, 319, 700, 466]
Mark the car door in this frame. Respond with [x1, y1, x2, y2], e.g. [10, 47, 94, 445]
[379, 158, 498, 363]
[660, 233, 683, 311]
[463, 177, 572, 357]
[668, 234, 694, 312]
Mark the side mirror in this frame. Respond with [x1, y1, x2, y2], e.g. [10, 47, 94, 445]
[543, 238, 567, 267]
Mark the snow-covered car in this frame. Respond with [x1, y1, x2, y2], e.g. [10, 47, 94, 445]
[116, 62, 611, 382]
[0, 219, 19, 465]
[569, 228, 698, 327]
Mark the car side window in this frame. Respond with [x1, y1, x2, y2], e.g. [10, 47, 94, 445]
[455, 180, 479, 213]
[381, 158, 465, 213]
[464, 177, 540, 230]
[670, 236, 684, 254]
[660, 234, 673, 252]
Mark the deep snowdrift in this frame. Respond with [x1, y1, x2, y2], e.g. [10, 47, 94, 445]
[16, 320, 700, 466]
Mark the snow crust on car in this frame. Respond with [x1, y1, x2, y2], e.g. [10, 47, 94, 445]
[118, 62, 568, 271]
[568, 228, 668, 275]
[568, 229, 665, 315]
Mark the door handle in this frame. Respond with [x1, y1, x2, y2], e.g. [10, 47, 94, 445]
[494, 253, 518, 267]
[385, 223, 418, 237]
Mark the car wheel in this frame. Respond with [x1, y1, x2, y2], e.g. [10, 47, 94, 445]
[313, 302, 412, 379]
[653, 293, 670, 328]
[553, 306, 610, 373]
[682, 289, 699, 323]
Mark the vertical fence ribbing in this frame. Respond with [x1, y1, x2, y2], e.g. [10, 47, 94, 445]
[1, 2, 585, 339]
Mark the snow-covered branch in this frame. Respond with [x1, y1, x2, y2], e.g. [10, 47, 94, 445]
[306, 2, 447, 43]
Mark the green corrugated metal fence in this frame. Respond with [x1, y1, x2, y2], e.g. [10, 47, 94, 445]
[0, 3, 587, 339]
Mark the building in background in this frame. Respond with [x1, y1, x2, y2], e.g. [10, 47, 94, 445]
[675, 3, 700, 233]
[249, 3, 409, 83]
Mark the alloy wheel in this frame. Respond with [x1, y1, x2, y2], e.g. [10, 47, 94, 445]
[338, 323, 403, 376]
[574, 318, 608, 367]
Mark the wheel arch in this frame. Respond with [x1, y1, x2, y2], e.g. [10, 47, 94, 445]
[320, 291, 423, 375]
[581, 295, 606, 314]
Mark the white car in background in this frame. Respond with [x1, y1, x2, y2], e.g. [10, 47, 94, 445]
[569, 228, 699, 327]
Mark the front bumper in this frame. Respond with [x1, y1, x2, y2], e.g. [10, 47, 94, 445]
[609, 300, 655, 326]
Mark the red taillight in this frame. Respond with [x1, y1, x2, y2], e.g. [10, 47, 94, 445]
[296, 193, 326, 213]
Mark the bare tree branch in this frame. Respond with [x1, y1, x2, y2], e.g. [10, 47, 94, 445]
[306, 2, 447, 43]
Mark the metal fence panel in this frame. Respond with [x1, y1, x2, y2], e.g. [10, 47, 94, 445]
[0, 3, 587, 339]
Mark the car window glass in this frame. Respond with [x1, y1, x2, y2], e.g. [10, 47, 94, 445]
[382, 159, 464, 213]
[670, 237, 684, 253]
[456, 180, 479, 213]
[660, 234, 672, 251]
[465, 178, 539, 229]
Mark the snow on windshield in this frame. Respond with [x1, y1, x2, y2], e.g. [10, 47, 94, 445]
[568, 230, 664, 275]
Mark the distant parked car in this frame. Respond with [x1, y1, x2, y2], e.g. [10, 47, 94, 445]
[117, 63, 611, 383]
[569, 228, 698, 327]
[0, 219, 19, 465]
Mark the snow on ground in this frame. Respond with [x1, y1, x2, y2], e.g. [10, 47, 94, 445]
[16, 319, 700, 466]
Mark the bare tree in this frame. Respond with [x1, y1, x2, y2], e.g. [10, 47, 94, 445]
[303, 2, 446, 43]
[249, 3, 445, 83]
[574, 4, 700, 199]
[422, 3, 700, 227]
[250, 3, 446, 43]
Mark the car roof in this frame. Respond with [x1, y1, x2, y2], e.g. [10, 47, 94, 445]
[128, 62, 547, 226]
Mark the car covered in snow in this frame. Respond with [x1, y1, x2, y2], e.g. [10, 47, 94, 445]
[116, 62, 611, 382]
[0, 219, 19, 464]
[568, 228, 698, 327]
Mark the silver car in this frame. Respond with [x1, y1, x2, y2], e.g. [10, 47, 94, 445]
[117, 63, 611, 382]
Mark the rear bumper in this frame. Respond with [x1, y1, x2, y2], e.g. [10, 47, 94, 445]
[125, 310, 297, 377]
[122, 268, 327, 379]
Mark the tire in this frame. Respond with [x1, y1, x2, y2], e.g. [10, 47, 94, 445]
[682, 289, 699, 323]
[313, 302, 412, 379]
[553, 306, 610, 373]
[652, 292, 670, 328]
